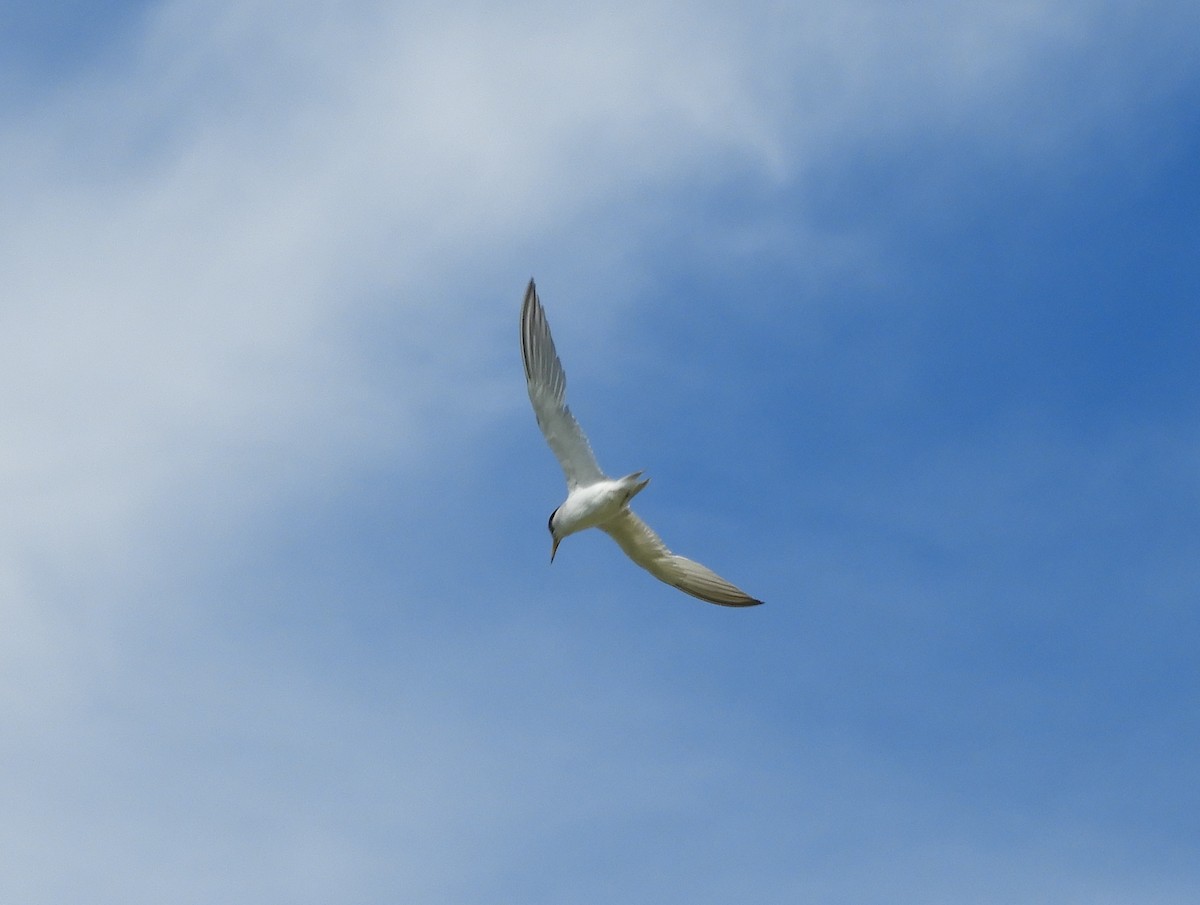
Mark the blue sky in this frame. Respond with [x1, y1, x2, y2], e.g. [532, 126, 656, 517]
[2, 1, 1198, 902]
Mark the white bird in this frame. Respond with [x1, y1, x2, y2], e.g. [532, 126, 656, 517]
[521, 278, 763, 608]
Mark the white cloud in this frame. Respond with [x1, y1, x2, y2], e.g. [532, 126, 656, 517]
[4, 0, 1192, 588]
[2, 2, 1197, 901]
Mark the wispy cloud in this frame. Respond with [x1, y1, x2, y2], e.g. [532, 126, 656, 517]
[2, 2, 1198, 902]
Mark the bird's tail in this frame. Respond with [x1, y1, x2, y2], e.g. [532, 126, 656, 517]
[619, 471, 650, 504]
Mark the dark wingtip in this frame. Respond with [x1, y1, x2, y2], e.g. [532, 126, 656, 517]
[678, 585, 765, 608]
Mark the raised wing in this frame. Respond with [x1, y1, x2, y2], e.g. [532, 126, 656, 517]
[600, 509, 763, 607]
[521, 279, 607, 489]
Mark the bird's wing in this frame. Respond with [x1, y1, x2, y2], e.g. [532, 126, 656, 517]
[600, 509, 763, 607]
[521, 279, 607, 489]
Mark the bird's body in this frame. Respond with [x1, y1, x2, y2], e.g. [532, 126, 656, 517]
[520, 279, 762, 608]
[550, 473, 650, 539]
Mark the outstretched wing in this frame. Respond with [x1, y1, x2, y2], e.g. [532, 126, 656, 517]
[520, 279, 607, 489]
[600, 509, 763, 607]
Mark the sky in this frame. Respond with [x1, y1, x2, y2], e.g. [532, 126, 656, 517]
[2, 1, 1198, 902]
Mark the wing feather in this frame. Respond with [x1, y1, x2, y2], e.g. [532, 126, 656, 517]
[600, 510, 763, 607]
[521, 280, 606, 489]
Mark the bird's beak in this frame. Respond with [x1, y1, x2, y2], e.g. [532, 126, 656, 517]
[550, 537, 561, 563]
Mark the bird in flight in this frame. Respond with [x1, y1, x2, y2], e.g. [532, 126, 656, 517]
[520, 278, 763, 607]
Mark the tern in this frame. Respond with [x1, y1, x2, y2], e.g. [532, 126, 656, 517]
[521, 279, 763, 607]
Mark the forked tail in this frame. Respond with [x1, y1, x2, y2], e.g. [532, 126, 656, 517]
[619, 471, 650, 504]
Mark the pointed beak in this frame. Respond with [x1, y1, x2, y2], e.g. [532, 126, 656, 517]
[550, 536, 561, 563]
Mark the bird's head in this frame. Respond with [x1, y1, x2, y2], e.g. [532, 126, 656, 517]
[548, 508, 562, 562]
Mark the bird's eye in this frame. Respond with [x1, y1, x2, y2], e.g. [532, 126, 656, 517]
[547, 508, 558, 532]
